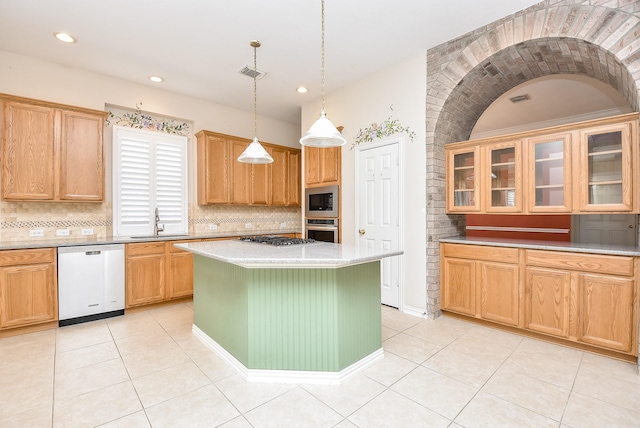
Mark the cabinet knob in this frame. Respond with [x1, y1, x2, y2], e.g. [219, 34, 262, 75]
[359, 229, 366, 236]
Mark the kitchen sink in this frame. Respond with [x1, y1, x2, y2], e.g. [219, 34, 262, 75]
[128, 234, 190, 239]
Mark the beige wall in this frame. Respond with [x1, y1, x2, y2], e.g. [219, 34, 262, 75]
[301, 54, 428, 316]
[0, 50, 302, 241]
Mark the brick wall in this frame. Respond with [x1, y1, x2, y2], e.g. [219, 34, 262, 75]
[425, 0, 640, 318]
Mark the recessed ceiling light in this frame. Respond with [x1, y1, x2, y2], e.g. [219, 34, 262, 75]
[296, 86, 308, 94]
[148, 76, 164, 83]
[54, 32, 76, 43]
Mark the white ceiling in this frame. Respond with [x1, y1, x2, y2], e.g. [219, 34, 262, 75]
[0, 0, 542, 125]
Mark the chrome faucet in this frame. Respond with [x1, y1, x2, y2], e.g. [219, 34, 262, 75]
[154, 207, 164, 236]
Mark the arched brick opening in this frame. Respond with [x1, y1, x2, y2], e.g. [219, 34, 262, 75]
[424, 1, 640, 319]
[435, 38, 638, 145]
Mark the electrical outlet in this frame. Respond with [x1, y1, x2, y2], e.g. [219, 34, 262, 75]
[245, 223, 253, 229]
[29, 229, 44, 237]
[81, 228, 94, 236]
[280, 222, 287, 228]
[56, 229, 70, 236]
[208, 224, 218, 230]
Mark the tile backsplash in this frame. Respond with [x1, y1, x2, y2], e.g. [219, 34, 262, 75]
[0, 201, 302, 242]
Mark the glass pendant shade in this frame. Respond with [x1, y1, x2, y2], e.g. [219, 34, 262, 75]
[237, 137, 273, 164]
[300, 111, 346, 147]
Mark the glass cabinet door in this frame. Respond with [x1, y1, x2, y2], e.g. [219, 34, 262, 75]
[446, 146, 480, 212]
[485, 142, 521, 212]
[578, 123, 632, 212]
[526, 133, 571, 213]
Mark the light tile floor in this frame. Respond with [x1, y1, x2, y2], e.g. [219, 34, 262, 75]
[1, 302, 639, 427]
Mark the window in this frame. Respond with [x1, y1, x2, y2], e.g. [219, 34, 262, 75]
[113, 126, 188, 236]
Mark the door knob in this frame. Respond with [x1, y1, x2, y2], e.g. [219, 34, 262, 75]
[359, 229, 366, 235]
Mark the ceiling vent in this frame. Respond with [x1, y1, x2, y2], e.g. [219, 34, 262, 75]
[509, 94, 530, 103]
[239, 65, 267, 80]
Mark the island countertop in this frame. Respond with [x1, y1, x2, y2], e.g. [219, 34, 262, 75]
[175, 239, 403, 268]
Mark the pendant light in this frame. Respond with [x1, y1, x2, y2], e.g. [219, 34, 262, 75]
[299, 0, 346, 147]
[238, 40, 273, 164]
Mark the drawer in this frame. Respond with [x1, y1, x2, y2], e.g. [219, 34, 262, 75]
[525, 250, 634, 276]
[442, 243, 518, 264]
[126, 241, 166, 256]
[0, 248, 55, 266]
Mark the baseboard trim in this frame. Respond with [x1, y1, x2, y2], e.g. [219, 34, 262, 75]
[193, 325, 384, 384]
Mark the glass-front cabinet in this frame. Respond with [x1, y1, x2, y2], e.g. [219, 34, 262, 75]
[484, 141, 522, 213]
[446, 146, 480, 212]
[526, 133, 572, 213]
[577, 122, 633, 212]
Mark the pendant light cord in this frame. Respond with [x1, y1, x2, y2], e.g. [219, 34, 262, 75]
[320, 0, 326, 114]
[253, 43, 258, 137]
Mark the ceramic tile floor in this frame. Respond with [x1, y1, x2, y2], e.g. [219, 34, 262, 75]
[1, 302, 639, 428]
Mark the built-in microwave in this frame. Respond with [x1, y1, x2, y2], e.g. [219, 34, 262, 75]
[305, 185, 338, 218]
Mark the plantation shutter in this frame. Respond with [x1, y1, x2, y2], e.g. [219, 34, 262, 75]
[113, 126, 187, 237]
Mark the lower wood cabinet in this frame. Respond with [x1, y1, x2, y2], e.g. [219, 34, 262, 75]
[441, 243, 519, 327]
[0, 248, 57, 329]
[125, 238, 234, 308]
[441, 243, 639, 357]
[126, 240, 198, 308]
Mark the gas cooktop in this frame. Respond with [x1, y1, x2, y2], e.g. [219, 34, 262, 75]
[238, 236, 317, 246]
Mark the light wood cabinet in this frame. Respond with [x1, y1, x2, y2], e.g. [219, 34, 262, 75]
[484, 140, 522, 213]
[0, 94, 106, 202]
[524, 267, 571, 337]
[196, 130, 300, 206]
[445, 113, 639, 214]
[441, 243, 519, 326]
[0, 248, 57, 329]
[125, 242, 166, 307]
[574, 120, 636, 213]
[525, 132, 572, 213]
[441, 243, 639, 357]
[167, 241, 195, 300]
[446, 146, 480, 212]
[304, 146, 341, 187]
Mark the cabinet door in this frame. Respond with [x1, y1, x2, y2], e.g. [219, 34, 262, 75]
[197, 134, 229, 204]
[576, 273, 635, 353]
[575, 122, 633, 212]
[442, 257, 476, 316]
[526, 133, 572, 213]
[251, 147, 273, 205]
[126, 243, 166, 307]
[484, 141, 522, 213]
[321, 147, 340, 184]
[2, 101, 55, 200]
[167, 243, 194, 300]
[0, 262, 57, 328]
[58, 110, 104, 201]
[524, 267, 571, 337]
[446, 146, 480, 212]
[269, 146, 288, 206]
[305, 146, 320, 186]
[479, 261, 519, 326]
[287, 150, 301, 206]
[230, 139, 251, 204]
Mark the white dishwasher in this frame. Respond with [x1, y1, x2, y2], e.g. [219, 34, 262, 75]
[57, 244, 125, 327]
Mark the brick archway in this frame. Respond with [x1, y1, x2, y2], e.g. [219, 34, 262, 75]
[424, 1, 640, 318]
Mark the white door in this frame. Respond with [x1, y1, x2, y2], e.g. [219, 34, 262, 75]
[356, 141, 401, 308]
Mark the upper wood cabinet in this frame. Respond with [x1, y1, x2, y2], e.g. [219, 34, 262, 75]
[484, 140, 522, 213]
[525, 132, 573, 213]
[0, 94, 107, 202]
[445, 113, 639, 214]
[304, 146, 341, 187]
[197, 130, 300, 206]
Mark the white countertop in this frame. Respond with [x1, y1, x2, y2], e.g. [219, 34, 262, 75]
[440, 236, 640, 257]
[175, 239, 403, 268]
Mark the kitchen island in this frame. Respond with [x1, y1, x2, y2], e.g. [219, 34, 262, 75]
[176, 238, 402, 384]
